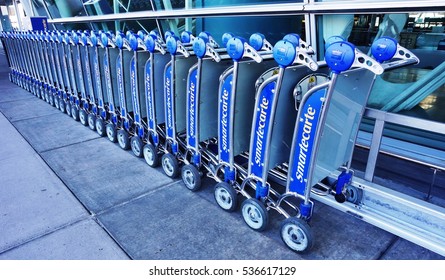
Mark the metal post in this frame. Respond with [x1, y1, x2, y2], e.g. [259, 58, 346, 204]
[12, 0, 22, 31]
[364, 118, 385, 182]
[114, 0, 120, 31]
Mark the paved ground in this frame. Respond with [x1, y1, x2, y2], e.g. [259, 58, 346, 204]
[0, 52, 443, 260]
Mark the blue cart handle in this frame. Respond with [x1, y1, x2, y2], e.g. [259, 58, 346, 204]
[100, 32, 116, 48]
[144, 34, 166, 55]
[371, 36, 419, 64]
[283, 33, 315, 55]
[226, 36, 262, 63]
[273, 39, 318, 71]
[166, 35, 190, 57]
[198, 31, 220, 49]
[249, 33, 273, 52]
[193, 36, 221, 62]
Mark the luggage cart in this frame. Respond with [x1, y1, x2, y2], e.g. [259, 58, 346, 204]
[139, 33, 172, 165]
[21, 32, 39, 96]
[101, 31, 124, 143]
[87, 30, 107, 133]
[113, 31, 137, 150]
[179, 34, 229, 191]
[160, 34, 198, 178]
[62, 31, 81, 118]
[211, 35, 298, 211]
[56, 31, 74, 115]
[50, 32, 67, 111]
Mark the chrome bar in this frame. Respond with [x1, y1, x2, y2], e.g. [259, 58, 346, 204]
[48, 1, 445, 24]
[364, 118, 385, 182]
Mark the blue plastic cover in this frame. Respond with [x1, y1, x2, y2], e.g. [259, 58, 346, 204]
[325, 41, 355, 74]
[226, 37, 245, 61]
[221, 32, 234, 47]
[71, 31, 79, 44]
[166, 35, 179, 55]
[90, 32, 98, 46]
[164, 30, 175, 40]
[128, 33, 138, 51]
[325, 35, 345, 50]
[144, 34, 157, 53]
[81, 32, 88, 45]
[150, 30, 160, 38]
[198, 31, 211, 41]
[273, 39, 296, 67]
[371, 36, 397, 63]
[137, 30, 145, 39]
[249, 33, 265, 51]
[283, 33, 300, 47]
[100, 32, 109, 47]
[193, 37, 207, 58]
[115, 33, 124, 49]
[126, 30, 132, 40]
[181, 31, 192, 43]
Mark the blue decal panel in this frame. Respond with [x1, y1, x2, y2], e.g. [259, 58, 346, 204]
[249, 81, 276, 178]
[164, 64, 175, 139]
[84, 47, 94, 99]
[187, 68, 198, 149]
[93, 49, 103, 107]
[145, 59, 155, 131]
[76, 47, 86, 98]
[218, 73, 233, 164]
[116, 53, 126, 117]
[288, 88, 326, 195]
[103, 51, 114, 112]
[130, 56, 140, 123]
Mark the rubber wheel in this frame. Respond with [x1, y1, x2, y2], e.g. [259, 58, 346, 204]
[59, 99, 66, 113]
[117, 129, 130, 150]
[79, 109, 88, 126]
[181, 164, 202, 192]
[106, 123, 117, 143]
[54, 96, 60, 109]
[49, 95, 55, 106]
[280, 217, 313, 253]
[88, 113, 96, 131]
[71, 106, 80, 121]
[161, 153, 179, 178]
[241, 198, 269, 232]
[95, 118, 106, 137]
[143, 143, 159, 167]
[130, 136, 143, 157]
[65, 102, 71, 117]
[214, 182, 238, 212]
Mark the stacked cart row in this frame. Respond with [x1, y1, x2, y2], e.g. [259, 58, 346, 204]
[0, 29, 419, 253]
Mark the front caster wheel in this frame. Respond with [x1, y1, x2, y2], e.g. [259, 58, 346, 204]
[181, 164, 201, 192]
[49, 95, 55, 106]
[117, 129, 130, 150]
[54, 96, 60, 109]
[59, 99, 66, 114]
[143, 143, 159, 167]
[71, 106, 80, 121]
[214, 182, 238, 212]
[130, 136, 143, 157]
[79, 109, 88, 126]
[280, 217, 313, 253]
[105, 123, 117, 143]
[65, 102, 71, 117]
[161, 153, 179, 178]
[95, 118, 106, 137]
[241, 198, 269, 232]
[88, 113, 96, 131]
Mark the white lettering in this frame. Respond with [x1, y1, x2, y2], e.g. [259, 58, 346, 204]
[295, 105, 317, 183]
[254, 97, 270, 165]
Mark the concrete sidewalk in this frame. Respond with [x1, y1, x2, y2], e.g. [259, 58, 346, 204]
[0, 53, 442, 260]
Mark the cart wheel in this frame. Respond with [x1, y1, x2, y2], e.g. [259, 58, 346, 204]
[117, 129, 130, 150]
[161, 153, 180, 178]
[106, 123, 117, 143]
[214, 182, 238, 212]
[143, 143, 159, 167]
[346, 185, 363, 204]
[54, 96, 60, 109]
[59, 99, 66, 114]
[87, 113, 96, 131]
[130, 136, 143, 158]
[95, 118, 106, 137]
[241, 198, 269, 232]
[49, 95, 55, 107]
[280, 217, 313, 253]
[181, 164, 202, 192]
[79, 109, 88, 126]
[65, 103, 71, 117]
[71, 106, 80, 121]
